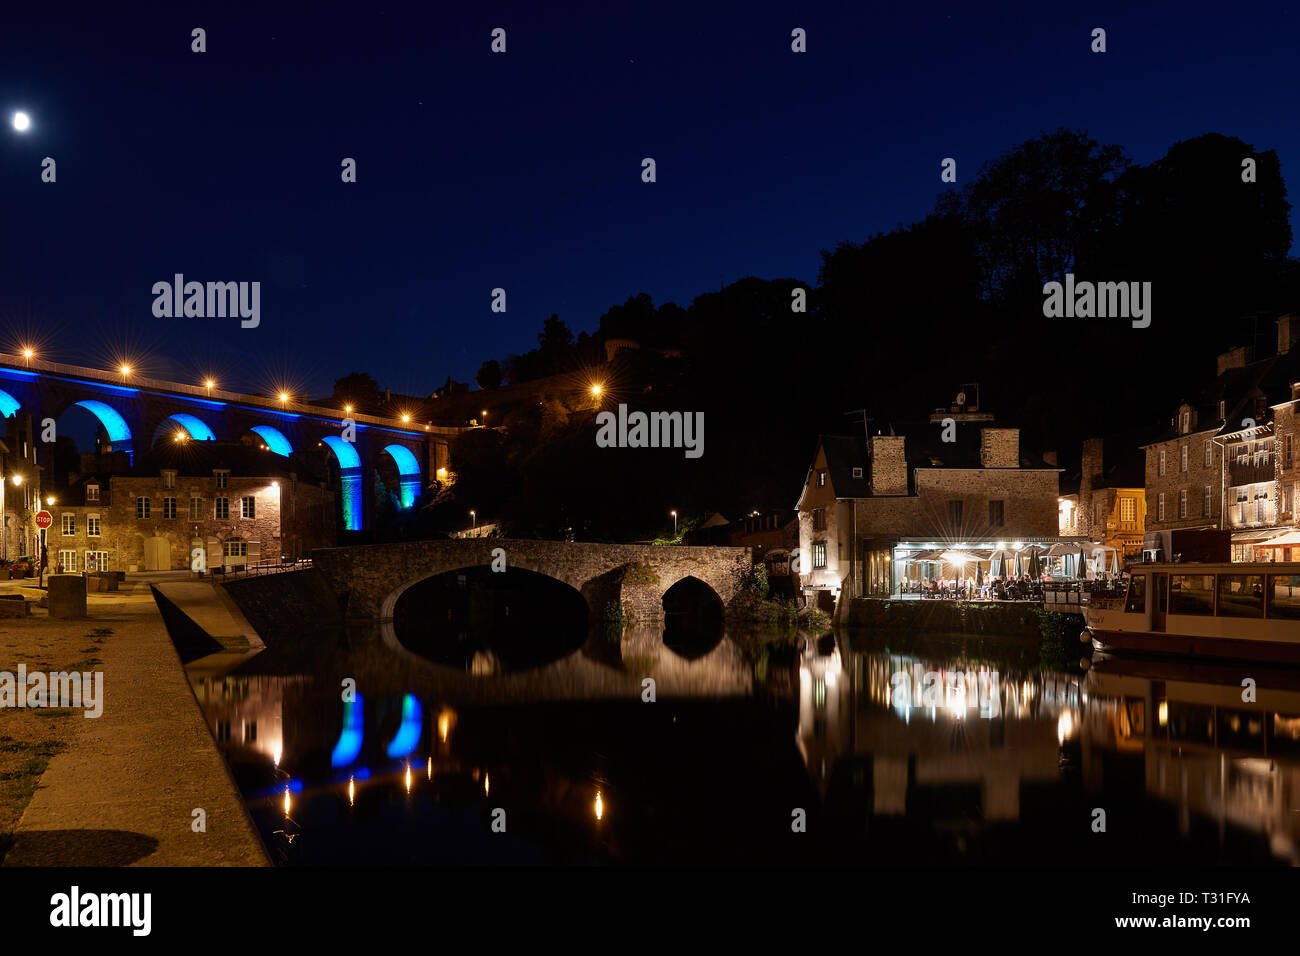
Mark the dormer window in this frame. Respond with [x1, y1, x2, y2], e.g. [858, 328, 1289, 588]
[1218, 400, 1226, 420]
[162, 469, 176, 489]
[85, 483, 100, 503]
[1179, 408, 1191, 434]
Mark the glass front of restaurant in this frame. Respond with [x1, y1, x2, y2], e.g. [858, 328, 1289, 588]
[870, 536, 1093, 599]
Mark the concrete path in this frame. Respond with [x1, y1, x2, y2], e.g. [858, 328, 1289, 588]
[152, 579, 264, 648]
[2, 578, 270, 866]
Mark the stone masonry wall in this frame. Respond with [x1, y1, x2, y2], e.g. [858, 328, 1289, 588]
[311, 539, 754, 621]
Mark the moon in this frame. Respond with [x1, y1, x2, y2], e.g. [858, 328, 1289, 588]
[12, 111, 30, 132]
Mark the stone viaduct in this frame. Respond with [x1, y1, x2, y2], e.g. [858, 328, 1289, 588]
[0, 355, 465, 531]
[310, 538, 754, 622]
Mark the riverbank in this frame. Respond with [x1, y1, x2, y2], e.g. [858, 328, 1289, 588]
[0, 574, 269, 866]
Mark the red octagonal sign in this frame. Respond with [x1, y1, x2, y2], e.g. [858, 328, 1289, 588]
[35, 510, 53, 530]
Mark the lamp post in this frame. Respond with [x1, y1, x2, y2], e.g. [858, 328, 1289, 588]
[671, 510, 677, 537]
[469, 510, 476, 536]
[205, 379, 214, 396]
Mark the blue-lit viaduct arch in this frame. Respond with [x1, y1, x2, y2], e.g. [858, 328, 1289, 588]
[0, 361, 458, 532]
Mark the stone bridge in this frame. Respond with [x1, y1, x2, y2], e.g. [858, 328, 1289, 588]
[311, 539, 754, 622]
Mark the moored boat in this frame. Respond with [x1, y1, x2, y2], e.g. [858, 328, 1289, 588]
[1084, 563, 1300, 663]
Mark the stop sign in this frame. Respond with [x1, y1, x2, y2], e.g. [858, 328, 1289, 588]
[35, 510, 53, 530]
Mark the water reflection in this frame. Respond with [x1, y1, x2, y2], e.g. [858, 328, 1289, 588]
[185, 620, 1300, 865]
[799, 634, 1300, 863]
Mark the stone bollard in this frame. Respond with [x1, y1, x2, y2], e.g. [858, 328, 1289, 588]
[48, 573, 88, 619]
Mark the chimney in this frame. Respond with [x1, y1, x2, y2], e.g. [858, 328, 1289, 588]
[868, 435, 908, 495]
[1042, 450, 1058, 467]
[980, 428, 1020, 468]
[1217, 345, 1250, 376]
[1279, 314, 1300, 356]
[1080, 438, 1104, 495]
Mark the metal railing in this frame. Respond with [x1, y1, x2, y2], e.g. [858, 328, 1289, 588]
[215, 557, 313, 578]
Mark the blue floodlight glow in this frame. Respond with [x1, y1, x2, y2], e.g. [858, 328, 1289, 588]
[330, 693, 365, 768]
[0, 388, 20, 418]
[74, 400, 132, 443]
[322, 435, 362, 469]
[382, 444, 422, 509]
[381, 444, 421, 476]
[385, 695, 423, 759]
[166, 413, 216, 441]
[251, 425, 293, 456]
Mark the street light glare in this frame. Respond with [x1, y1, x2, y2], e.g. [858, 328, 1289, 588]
[12, 112, 30, 132]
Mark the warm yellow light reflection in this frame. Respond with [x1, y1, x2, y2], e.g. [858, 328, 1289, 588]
[283, 788, 291, 816]
[1057, 710, 1074, 744]
[1158, 701, 1169, 726]
[484, 772, 490, 797]
[272, 745, 281, 766]
[595, 791, 604, 821]
[438, 710, 453, 742]
[426, 756, 432, 780]
[348, 776, 355, 806]
[405, 763, 412, 794]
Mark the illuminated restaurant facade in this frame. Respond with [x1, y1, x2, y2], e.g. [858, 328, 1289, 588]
[796, 391, 1078, 616]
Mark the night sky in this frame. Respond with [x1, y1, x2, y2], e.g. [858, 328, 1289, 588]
[2, 1, 1296, 399]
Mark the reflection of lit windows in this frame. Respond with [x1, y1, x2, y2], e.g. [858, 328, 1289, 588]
[814, 678, 826, 708]
[217, 720, 231, 742]
[243, 721, 257, 743]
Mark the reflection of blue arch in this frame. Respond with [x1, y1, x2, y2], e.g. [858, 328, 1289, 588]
[74, 400, 134, 462]
[164, 413, 216, 441]
[385, 695, 423, 759]
[0, 389, 19, 418]
[382, 444, 422, 510]
[251, 425, 293, 456]
[330, 693, 364, 768]
[323, 436, 362, 530]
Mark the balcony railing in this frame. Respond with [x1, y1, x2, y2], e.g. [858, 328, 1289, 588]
[1229, 459, 1274, 486]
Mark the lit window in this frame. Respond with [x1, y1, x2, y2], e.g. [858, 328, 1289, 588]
[190, 497, 203, 520]
[215, 497, 229, 520]
[86, 484, 99, 503]
[223, 538, 247, 557]
[136, 497, 151, 519]
[812, 542, 827, 569]
[162, 470, 176, 489]
[163, 497, 176, 519]
[87, 516, 100, 537]
[241, 496, 255, 519]
[61, 514, 75, 535]
[1204, 441, 1212, 468]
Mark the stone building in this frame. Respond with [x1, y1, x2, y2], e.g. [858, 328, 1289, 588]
[795, 391, 1066, 616]
[1057, 438, 1146, 559]
[48, 442, 335, 572]
[1141, 315, 1300, 560]
[0, 411, 46, 564]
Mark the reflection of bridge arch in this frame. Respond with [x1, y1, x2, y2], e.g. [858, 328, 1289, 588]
[0, 388, 20, 418]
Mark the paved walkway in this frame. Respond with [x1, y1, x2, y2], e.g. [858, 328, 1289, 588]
[2, 576, 269, 866]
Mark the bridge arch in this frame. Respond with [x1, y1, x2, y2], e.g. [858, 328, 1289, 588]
[380, 557, 591, 622]
[380, 443, 422, 509]
[322, 435, 363, 531]
[69, 399, 134, 461]
[249, 425, 292, 456]
[153, 412, 216, 444]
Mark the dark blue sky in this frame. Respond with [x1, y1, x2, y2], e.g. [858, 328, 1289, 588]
[2, 1, 1295, 399]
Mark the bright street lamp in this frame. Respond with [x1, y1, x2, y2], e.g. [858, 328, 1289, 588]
[205, 379, 214, 395]
[120, 365, 131, 381]
[671, 510, 677, 535]
[22, 348, 32, 366]
[470, 510, 477, 535]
